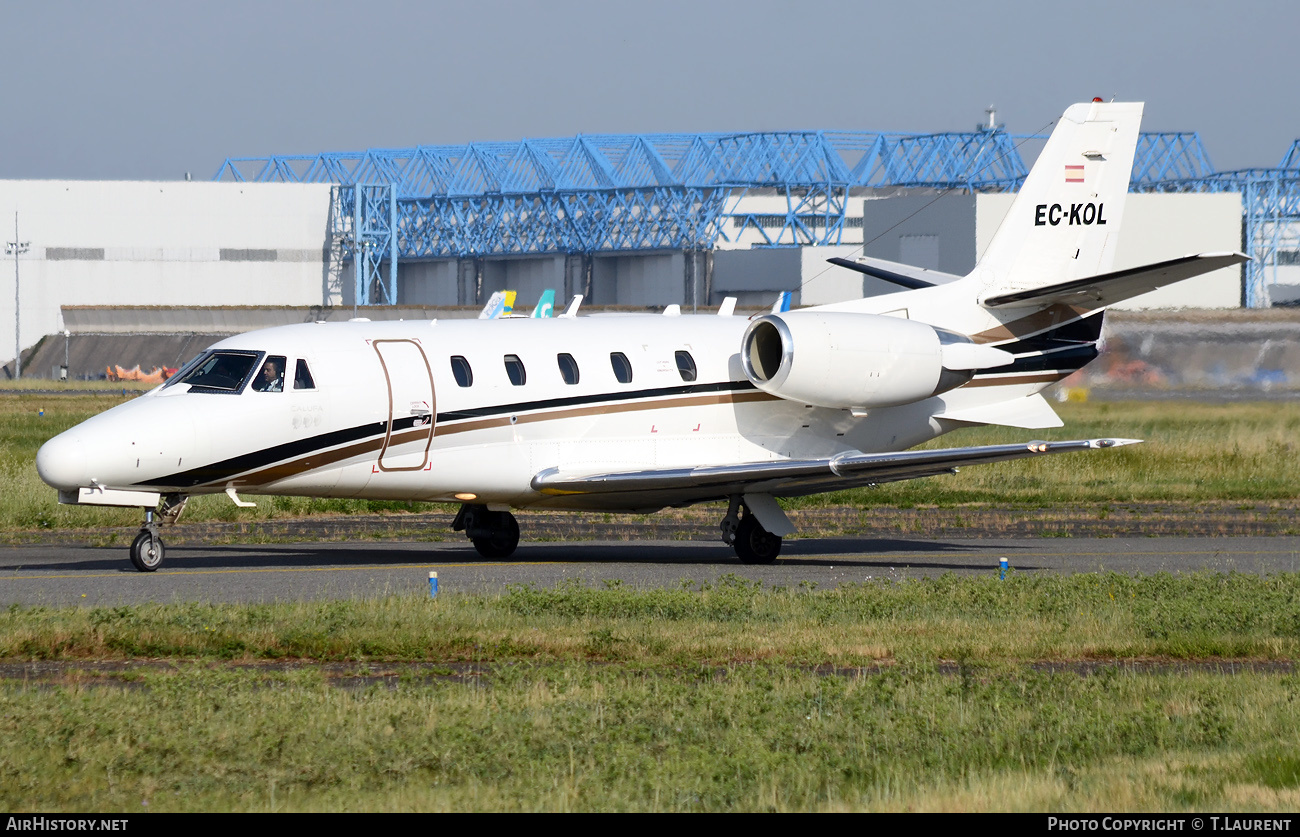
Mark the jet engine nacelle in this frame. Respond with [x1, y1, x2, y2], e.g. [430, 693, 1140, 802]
[740, 312, 1012, 410]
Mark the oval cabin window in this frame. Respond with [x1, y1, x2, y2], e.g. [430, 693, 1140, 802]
[610, 352, 633, 384]
[557, 353, 580, 385]
[504, 354, 527, 386]
[450, 356, 473, 387]
[675, 350, 697, 382]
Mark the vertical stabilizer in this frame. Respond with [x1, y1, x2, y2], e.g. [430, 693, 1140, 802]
[974, 101, 1143, 303]
[531, 289, 556, 318]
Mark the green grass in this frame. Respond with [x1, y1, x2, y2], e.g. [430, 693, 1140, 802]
[3, 575, 1300, 811]
[5, 573, 1300, 665]
[796, 399, 1300, 507]
[4, 664, 1299, 811]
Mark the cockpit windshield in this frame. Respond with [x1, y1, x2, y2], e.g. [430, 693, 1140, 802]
[169, 350, 263, 393]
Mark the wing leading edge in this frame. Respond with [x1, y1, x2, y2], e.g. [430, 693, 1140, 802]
[532, 438, 1141, 501]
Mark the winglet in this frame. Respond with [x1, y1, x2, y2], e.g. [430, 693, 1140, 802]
[717, 297, 737, 317]
[770, 291, 792, 314]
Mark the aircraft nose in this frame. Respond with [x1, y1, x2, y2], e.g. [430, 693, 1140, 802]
[36, 433, 87, 491]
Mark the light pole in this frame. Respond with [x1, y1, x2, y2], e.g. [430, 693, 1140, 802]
[6, 212, 29, 379]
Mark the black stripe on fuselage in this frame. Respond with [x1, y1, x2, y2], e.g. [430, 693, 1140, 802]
[437, 379, 753, 421]
[136, 379, 759, 489]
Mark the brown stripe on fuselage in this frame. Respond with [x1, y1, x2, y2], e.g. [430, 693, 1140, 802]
[432, 389, 778, 438]
[225, 388, 781, 489]
[964, 372, 1069, 388]
[971, 304, 1091, 344]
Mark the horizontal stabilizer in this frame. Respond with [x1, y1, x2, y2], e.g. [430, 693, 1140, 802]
[828, 256, 961, 290]
[982, 252, 1249, 309]
[936, 393, 1064, 429]
[532, 438, 1139, 500]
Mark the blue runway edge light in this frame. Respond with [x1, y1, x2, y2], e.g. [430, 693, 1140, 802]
[999, 557, 1009, 581]
[429, 571, 438, 598]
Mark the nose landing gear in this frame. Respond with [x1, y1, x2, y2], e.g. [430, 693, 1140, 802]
[453, 503, 520, 559]
[130, 519, 164, 572]
[128, 494, 187, 572]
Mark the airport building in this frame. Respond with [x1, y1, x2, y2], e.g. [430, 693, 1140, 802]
[1, 117, 1297, 376]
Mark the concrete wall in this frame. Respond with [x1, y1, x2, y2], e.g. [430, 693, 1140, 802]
[976, 192, 1244, 309]
[397, 260, 458, 306]
[860, 192, 977, 276]
[0, 180, 334, 367]
[711, 245, 862, 307]
[592, 253, 685, 307]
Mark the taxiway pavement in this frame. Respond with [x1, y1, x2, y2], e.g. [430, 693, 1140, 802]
[3, 535, 1299, 607]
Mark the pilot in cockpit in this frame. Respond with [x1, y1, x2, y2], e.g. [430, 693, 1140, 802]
[252, 357, 284, 392]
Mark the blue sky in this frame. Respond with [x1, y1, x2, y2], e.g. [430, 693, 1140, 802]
[0, 0, 1293, 180]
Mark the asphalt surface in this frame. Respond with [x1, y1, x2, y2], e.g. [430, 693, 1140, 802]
[4, 535, 1300, 607]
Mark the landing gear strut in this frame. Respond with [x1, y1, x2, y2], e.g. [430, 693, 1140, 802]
[128, 494, 187, 572]
[453, 503, 520, 559]
[722, 495, 782, 564]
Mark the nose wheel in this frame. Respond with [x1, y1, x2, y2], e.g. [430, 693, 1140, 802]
[127, 495, 186, 572]
[130, 529, 164, 572]
[453, 503, 520, 559]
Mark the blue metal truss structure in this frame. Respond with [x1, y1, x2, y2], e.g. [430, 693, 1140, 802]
[1132, 136, 1300, 307]
[217, 129, 1027, 303]
[217, 128, 1300, 307]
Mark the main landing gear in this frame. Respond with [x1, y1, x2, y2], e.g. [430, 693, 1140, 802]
[720, 495, 782, 564]
[453, 503, 520, 559]
[128, 494, 187, 572]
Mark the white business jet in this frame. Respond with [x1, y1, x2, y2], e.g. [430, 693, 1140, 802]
[37, 101, 1247, 571]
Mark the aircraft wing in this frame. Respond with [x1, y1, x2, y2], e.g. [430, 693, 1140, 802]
[981, 252, 1249, 309]
[532, 438, 1139, 501]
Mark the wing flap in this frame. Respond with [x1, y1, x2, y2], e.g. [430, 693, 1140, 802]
[531, 438, 1140, 500]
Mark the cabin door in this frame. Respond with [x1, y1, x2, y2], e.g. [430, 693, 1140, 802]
[373, 339, 435, 472]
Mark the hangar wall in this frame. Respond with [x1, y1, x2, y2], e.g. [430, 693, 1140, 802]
[0, 181, 334, 367]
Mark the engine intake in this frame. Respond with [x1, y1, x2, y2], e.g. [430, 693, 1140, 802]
[741, 312, 1009, 409]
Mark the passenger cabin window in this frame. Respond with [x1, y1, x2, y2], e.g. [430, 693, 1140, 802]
[610, 352, 633, 384]
[557, 353, 579, 385]
[251, 356, 287, 392]
[504, 354, 527, 386]
[293, 358, 316, 390]
[675, 350, 697, 382]
[450, 355, 473, 387]
[173, 351, 261, 394]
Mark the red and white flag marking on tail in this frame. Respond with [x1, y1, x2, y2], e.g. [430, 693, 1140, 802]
[1065, 165, 1085, 183]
